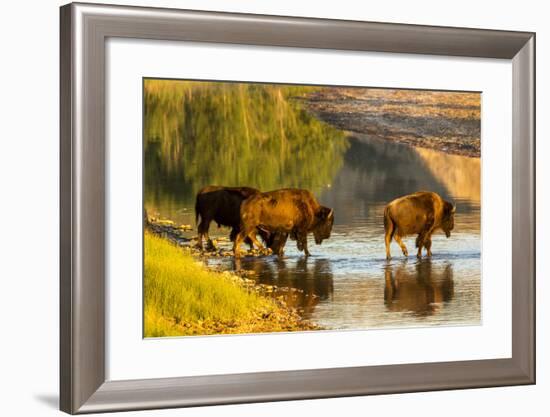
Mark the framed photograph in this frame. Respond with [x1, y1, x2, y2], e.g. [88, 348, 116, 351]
[60, 2, 535, 414]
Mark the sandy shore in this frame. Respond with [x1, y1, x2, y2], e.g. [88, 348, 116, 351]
[300, 87, 481, 157]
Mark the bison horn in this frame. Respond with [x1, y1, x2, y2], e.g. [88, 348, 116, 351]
[328, 208, 334, 219]
[451, 204, 456, 213]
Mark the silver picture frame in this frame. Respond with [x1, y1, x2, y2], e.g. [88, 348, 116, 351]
[60, 2, 535, 414]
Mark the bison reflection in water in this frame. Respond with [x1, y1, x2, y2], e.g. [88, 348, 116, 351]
[384, 191, 456, 259]
[234, 188, 334, 258]
[233, 257, 334, 319]
[384, 260, 454, 316]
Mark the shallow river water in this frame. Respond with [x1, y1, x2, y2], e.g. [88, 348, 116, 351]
[146, 134, 481, 330]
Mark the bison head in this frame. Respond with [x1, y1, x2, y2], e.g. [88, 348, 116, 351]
[313, 206, 334, 245]
[442, 202, 456, 238]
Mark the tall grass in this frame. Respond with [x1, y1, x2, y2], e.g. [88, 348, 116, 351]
[144, 232, 274, 337]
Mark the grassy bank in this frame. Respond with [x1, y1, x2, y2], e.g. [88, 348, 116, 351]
[144, 232, 318, 337]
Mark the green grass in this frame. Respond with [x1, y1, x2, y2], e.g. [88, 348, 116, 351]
[144, 232, 276, 337]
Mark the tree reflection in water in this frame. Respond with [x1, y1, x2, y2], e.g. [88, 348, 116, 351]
[144, 80, 349, 211]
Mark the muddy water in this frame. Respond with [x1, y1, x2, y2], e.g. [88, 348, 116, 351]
[148, 135, 481, 330]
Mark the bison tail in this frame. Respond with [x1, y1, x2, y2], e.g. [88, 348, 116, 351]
[194, 199, 200, 226]
[383, 206, 396, 241]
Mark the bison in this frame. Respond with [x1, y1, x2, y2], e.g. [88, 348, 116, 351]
[234, 188, 334, 258]
[384, 191, 455, 259]
[195, 186, 286, 253]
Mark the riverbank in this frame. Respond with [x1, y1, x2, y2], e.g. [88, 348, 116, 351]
[299, 87, 481, 157]
[144, 229, 320, 337]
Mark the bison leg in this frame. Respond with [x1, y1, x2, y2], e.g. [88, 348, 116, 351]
[245, 237, 255, 250]
[384, 225, 394, 260]
[416, 218, 435, 258]
[296, 233, 310, 257]
[417, 231, 435, 258]
[196, 218, 212, 250]
[234, 228, 268, 257]
[416, 234, 433, 258]
[233, 231, 245, 258]
[246, 231, 270, 255]
[384, 207, 396, 260]
[385, 240, 391, 260]
[394, 234, 408, 257]
[272, 233, 289, 257]
[423, 238, 433, 257]
[231, 227, 254, 250]
[258, 229, 287, 255]
[206, 237, 217, 252]
[229, 227, 238, 242]
[416, 243, 424, 259]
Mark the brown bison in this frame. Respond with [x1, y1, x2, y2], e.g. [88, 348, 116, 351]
[234, 188, 334, 258]
[195, 186, 285, 253]
[384, 191, 455, 259]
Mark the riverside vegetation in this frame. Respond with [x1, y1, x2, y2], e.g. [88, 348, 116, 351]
[144, 231, 319, 337]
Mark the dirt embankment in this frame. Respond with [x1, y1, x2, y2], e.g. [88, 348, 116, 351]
[300, 88, 481, 158]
